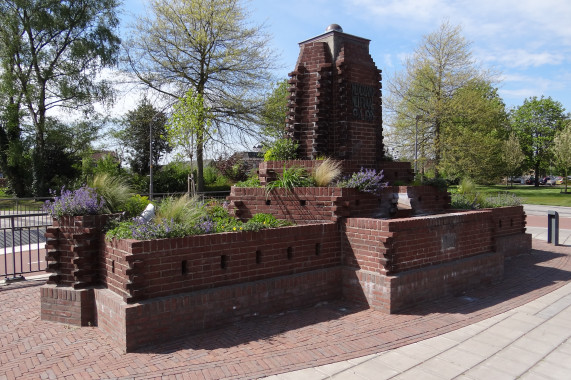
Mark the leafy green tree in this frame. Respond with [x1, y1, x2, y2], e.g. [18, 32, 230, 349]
[260, 79, 289, 142]
[0, 103, 30, 196]
[439, 81, 508, 183]
[115, 98, 171, 175]
[0, 0, 120, 195]
[167, 89, 211, 193]
[502, 132, 525, 188]
[553, 122, 571, 193]
[125, 0, 275, 191]
[386, 21, 493, 178]
[510, 96, 567, 187]
[40, 118, 101, 190]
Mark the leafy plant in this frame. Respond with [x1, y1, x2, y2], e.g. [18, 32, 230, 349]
[122, 194, 151, 218]
[263, 138, 299, 161]
[450, 193, 481, 209]
[265, 166, 314, 195]
[156, 195, 207, 227]
[338, 168, 388, 195]
[482, 193, 522, 208]
[88, 173, 133, 213]
[43, 186, 106, 219]
[312, 158, 342, 187]
[457, 178, 477, 195]
[234, 175, 261, 188]
[422, 177, 448, 191]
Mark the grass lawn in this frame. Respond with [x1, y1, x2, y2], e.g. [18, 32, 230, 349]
[463, 184, 571, 207]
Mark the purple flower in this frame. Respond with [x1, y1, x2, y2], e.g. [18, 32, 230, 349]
[43, 186, 106, 218]
[339, 168, 388, 195]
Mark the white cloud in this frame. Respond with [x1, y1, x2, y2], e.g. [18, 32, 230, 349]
[484, 49, 565, 69]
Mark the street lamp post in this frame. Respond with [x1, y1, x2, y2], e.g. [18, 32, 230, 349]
[149, 117, 153, 201]
[414, 115, 421, 174]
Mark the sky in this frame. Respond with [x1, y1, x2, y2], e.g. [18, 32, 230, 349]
[119, 0, 571, 114]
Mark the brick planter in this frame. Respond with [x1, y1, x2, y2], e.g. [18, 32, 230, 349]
[39, 205, 531, 351]
[227, 185, 451, 223]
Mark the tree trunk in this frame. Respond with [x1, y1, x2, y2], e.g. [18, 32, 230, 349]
[196, 139, 204, 193]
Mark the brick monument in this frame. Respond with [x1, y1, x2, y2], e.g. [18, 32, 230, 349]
[260, 24, 412, 184]
[40, 25, 531, 353]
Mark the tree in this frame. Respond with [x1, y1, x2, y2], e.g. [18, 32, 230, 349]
[125, 0, 275, 191]
[40, 117, 101, 190]
[115, 98, 171, 175]
[553, 122, 571, 193]
[510, 96, 567, 187]
[0, 0, 120, 195]
[167, 89, 211, 194]
[502, 132, 525, 188]
[386, 21, 492, 178]
[259, 79, 289, 143]
[439, 80, 508, 183]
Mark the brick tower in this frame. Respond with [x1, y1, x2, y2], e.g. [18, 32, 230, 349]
[286, 24, 385, 168]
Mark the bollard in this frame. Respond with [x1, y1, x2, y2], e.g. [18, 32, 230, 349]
[547, 210, 559, 246]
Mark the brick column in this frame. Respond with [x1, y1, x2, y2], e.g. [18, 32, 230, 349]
[41, 214, 112, 326]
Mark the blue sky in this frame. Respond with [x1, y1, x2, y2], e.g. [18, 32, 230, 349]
[120, 0, 571, 113]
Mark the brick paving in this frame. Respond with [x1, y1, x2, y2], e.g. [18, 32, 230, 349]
[0, 239, 570, 380]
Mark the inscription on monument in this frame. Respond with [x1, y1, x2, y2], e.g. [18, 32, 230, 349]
[351, 83, 375, 122]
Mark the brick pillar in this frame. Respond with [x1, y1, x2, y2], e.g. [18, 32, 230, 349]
[41, 214, 112, 326]
[286, 25, 384, 164]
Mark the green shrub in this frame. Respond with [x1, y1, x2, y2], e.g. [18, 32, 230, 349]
[451, 191, 522, 209]
[266, 166, 314, 195]
[422, 177, 448, 191]
[263, 138, 298, 161]
[234, 174, 261, 187]
[121, 194, 151, 217]
[457, 178, 477, 195]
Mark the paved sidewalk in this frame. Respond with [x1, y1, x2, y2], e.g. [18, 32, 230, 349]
[265, 279, 571, 380]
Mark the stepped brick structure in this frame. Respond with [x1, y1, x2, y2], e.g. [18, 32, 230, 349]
[40, 25, 532, 352]
[284, 24, 412, 182]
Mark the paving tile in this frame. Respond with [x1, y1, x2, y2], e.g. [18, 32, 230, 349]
[462, 363, 519, 380]
[270, 368, 328, 380]
[412, 336, 458, 352]
[417, 357, 466, 378]
[339, 359, 400, 380]
[312, 360, 354, 376]
[391, 366, 445, 380]
[370, 350, 424, 372]
[455, 337, 504, 358]
[527, 360, 571, 380]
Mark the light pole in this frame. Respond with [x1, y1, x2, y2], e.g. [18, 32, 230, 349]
[149, 116, 153, 201]
[414, 115, 421, 174]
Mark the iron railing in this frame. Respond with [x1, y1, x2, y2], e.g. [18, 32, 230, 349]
[1, 212, 51, 280]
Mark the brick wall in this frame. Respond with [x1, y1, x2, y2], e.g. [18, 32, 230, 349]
[101, 222, 341, 303]
[228, 185, 450, 223]
[41, 205, 531, 349]
[258, 160, 413, 186]
[44, 214, 114, 288]
[341, 206, 529, 312]
[40, 286, 95, 326]
[96, 268, 342, 352]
